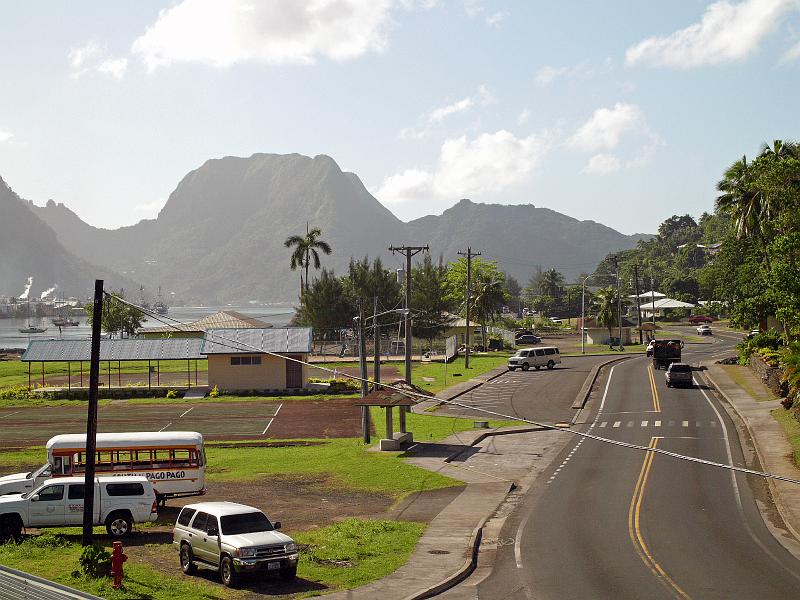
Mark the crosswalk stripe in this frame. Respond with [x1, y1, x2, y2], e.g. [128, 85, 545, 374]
[599, 421, 607, 428]
[641, 420, 648, 427]
[682, 420, 689, 427]
[613, 421, 621, 428]
[654, 420, 661, 427]
[627, 421, 634, 428]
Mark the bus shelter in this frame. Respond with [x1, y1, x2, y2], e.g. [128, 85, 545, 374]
[20, 338, 205, 390]
[354, 388, 415, 451]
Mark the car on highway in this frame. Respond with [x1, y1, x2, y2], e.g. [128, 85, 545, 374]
[696, 324, 712, 335]
[688, 315, 714, 324]
[174, 501, 298, 587]
[665, 363, 694, 388]
[508, 346, 561, 371]
[515, 334, 541, 345]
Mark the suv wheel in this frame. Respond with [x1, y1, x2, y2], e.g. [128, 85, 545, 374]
[180, 543, 197, 575]
[0, 515, 22, 543]
[547, 360, 555, 370]
[220, 556, 237, 587]
[105, 512, 132, 537]
[521, 363, 530, 371]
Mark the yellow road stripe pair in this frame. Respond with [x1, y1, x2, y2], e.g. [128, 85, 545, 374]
[647, 365, 661, 412]
[628, 437, 691, 599]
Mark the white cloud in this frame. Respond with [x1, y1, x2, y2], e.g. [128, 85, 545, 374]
[486, 11, 509, 27]
[583, 154, 622, 175]
[0, 130, 12, 143]
[782, 39, 800, 62]
[625, 0, 796, 68]
[570, 103, 662, 175]
[534, 65, 568, 86]
[69, 41, 127, 79]
[131, 0, 396, 70]
[464, 0, 483, 18]
[376, 129, 552, 204]
[517, 109, 531, 125]
[97, 57, 128, 79]
[398, 85, 493, 140]
[569, 102, 646, 152]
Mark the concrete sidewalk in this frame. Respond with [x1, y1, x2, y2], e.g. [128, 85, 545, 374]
[704, 364, 800, 546]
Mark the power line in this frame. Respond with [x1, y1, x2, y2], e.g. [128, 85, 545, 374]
[107, 294, 800, 487]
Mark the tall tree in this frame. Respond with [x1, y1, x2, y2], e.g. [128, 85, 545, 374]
[84, 292, 144, 338]
[411, 255, 452, 346]
[539, 268, 565, 300]
[342, 257, 403, 323]
[592, 287, 619, 343]
[295, 269, 352, 337]
[284, 224, 332, 297]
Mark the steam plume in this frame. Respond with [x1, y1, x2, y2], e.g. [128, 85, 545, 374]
[19, 277, 33, 300]
[40, 284, 58, 300]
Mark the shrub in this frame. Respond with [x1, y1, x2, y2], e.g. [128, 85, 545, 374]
[79, 544, 111, 578]
[308, 377, 360, 393]
[209, 385, 220, 398]
[758, 348, 782, 367]
[737, 331, 781, 364]
[165, 389, 179, 399]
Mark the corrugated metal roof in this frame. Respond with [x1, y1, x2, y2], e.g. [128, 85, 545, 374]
[138, 310, 271, 334]
[21, 338, 205, 362]
[201, 328, 312, 355]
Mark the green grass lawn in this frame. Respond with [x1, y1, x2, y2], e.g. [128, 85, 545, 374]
[721, 365, 777, 402]
[772, 408, 800, 466]
[369, 407, 523, 441]
[0, 359, 207, 389]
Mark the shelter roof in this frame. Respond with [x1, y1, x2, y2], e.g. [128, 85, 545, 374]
[639, 298, 696, 309]
[629, 291, 666, 299]
[201, 327, 312, 355]
[22, 338, 204, 362]
[139, 310, 271, 335]
[353, 387, 416, 407]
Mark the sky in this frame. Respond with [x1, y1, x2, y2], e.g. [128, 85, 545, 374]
[1, 0, 799, 235]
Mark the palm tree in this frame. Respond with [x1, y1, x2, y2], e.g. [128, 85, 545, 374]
[715, 155, 763, 240]
[592, 287, 618, 343]
[472, 275, 507, 348]
[759, 139, 799, 159]
[539, 268, 565, 300]
[284, 224, 332, 297]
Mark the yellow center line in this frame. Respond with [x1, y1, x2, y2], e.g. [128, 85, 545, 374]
[647, 365, 661, 412]
[628, 437, 691, 600]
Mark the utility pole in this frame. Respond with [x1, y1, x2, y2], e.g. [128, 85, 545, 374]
[458, 247, 481, 368]
[613, 256, 623, 351]
[82, 279, 103, 547]
[633, 264, 643, 344]
[373, 296, 380, 388]
[389, 244, 428, 384]
[651, 276, 656, 334]
[357, 302, 370, 444]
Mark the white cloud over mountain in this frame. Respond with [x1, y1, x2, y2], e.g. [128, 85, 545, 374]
[377, 129, 551, 204]
[399, 85, 493, 140]
[569, 103, 661, 175]
[131, 0, 397, 70]
[625, 0, 797, 68]
[69, 41, 127, 79]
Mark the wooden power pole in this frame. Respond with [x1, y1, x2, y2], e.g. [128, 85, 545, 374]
[82, 279, 103, 546]
[458, 247, 480, 369]
[389, 244, 428, 384]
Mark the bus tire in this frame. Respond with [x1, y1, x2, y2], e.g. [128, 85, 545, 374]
[547, 360, 555, 370]
[105, 511, 133, 538]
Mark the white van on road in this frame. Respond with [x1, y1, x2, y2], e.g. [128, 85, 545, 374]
[0, 476, 158, 541]
[507, 347, 562, 371]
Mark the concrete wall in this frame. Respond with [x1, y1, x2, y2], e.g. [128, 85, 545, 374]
[207, 354, 309, 392]
[585, 327, 633, 345]
[748, 354, 787, 398]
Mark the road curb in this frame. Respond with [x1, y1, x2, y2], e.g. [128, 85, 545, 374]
[443, 426, 548, 463]
[571, 355, 635, 410]
[702, 366, 800, 546]
[402, 512, 493, 600]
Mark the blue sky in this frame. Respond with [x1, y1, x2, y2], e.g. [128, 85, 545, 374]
[0, 0, 798, 234]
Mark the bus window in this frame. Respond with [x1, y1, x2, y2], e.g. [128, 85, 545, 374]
[171, 449, 192, 468]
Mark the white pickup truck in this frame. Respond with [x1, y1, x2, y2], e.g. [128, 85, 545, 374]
[0, 476, 158, 541]
[0, 463, 54, 496]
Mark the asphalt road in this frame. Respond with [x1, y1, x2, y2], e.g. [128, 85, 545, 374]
[470, 332, 800, 599]
[435, 354, 613, 424]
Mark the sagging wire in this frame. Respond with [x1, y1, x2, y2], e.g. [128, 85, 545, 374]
[107, 293, 800, 486]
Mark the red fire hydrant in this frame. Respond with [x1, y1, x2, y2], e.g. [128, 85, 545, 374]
[111, 541, 127, 589]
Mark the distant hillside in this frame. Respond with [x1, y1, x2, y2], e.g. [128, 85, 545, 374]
[25, 153, 650, 303]
[0, 177, 135, 299]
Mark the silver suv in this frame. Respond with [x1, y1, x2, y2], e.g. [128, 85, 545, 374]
[665, 363, 694, 388]
[173, 501, 299, 587]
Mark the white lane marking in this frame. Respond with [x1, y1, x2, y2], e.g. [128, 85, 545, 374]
[600, 421, 608, 428]
[613, 421, 621, 428]
[682, 420, 689, 428]
[273, 403, 283, 417]
[159, 422, 172, 432]
[641, 421, 648, 427]
[262, 418, 274, 435]
[0, 411, 20, 419]
[654, 420, 661, 427]
[179, 406, 194, 418]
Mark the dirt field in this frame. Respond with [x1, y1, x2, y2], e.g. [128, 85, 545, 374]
[0, 398, 363, 447]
